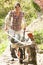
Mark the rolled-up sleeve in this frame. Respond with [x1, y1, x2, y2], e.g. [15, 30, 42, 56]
[4, 11, 12, 27]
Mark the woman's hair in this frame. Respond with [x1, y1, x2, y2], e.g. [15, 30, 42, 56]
[15, 2, 21, 8]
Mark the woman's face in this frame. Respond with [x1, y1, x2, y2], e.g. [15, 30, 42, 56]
[15, 5, 21, 12]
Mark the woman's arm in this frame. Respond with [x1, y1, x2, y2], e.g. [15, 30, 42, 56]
[21, 17, 27, 30]
[4, 11, 12, 30]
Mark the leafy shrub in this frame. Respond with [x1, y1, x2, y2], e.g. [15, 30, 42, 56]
[32, 0, 41, 12]
[34, 30, 43, 44]
[0, 19, 4, 26]
[0, 30, 8, 55]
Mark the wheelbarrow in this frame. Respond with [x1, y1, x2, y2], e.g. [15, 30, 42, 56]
[5, 29, 37, 65]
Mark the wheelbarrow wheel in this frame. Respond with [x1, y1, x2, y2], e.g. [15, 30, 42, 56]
[10, 45, 17, 58]
[18, 47, 23, 64]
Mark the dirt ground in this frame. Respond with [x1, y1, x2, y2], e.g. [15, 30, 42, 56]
[0, 44, 43, 65]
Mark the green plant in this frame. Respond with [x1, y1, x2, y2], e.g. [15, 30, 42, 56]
[38, 44, 43, 50]
[34, 30, 43, 44]
[0, 18, 4, 26]
[32, 0, 41, 12]
[0, 30, 8, 55]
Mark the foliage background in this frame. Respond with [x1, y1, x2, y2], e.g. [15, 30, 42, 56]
[0, 0, 41, 26]
[0, 0, 43, 55]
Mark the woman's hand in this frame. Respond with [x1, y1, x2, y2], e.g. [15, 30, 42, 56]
[4, 27, 8, 31]
[17, 51, 21, 58]
[4, 24, 8, 31]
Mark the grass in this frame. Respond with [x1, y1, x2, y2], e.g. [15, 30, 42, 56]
[38, 44, 43, 50]
[0, 17, 9, 56]
[0, 41, 8, 55]
[0, 18, 4, 27]
[0, 30, 8, 55]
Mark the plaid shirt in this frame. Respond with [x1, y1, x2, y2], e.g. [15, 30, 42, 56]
[10, 10, 24, 31]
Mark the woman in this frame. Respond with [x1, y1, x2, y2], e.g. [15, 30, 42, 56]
[5, 2, 26, 63]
